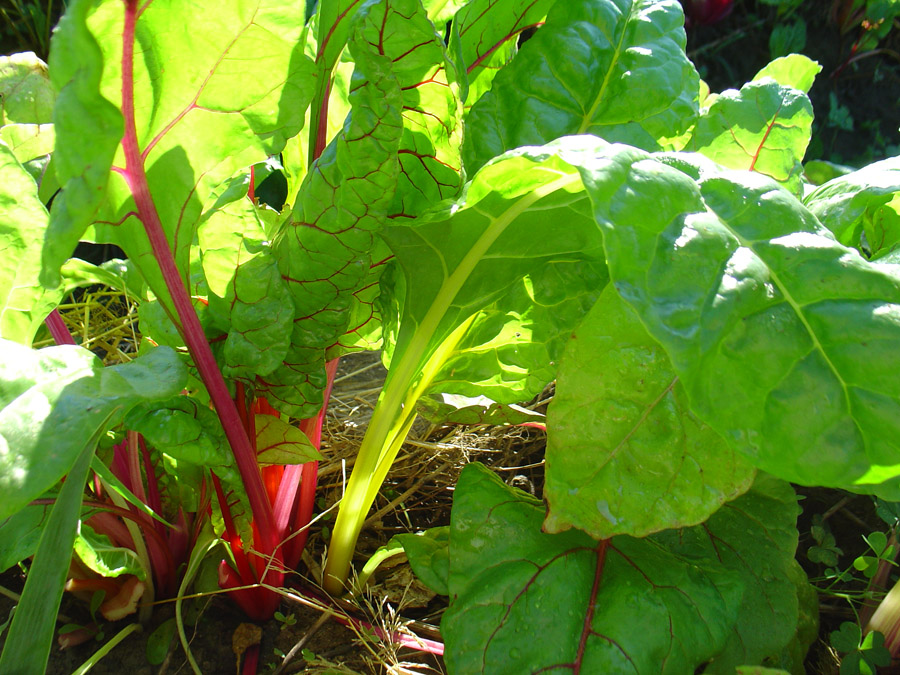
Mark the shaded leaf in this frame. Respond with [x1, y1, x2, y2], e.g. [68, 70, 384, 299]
[0, 503, 51, 571]
[443, 463, 801, 674]
[395, 526, 449, 596]
[427, 260, 607, 402]
[0, 418, 109, 674]
[417, 393, 543, 426]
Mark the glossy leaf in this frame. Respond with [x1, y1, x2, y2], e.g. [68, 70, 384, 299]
[442, 463, 802, 674]
[449, 0, 556, 111]
[577, 146, 900, 495]
[376, 0, 463, 220]
[0, 52, 54, 124]
[545, 285, 755, 539]
[44, 0, 316, 318]
[0, 342, 187, 520]
[689, 78, 813, 196]
[463, 0, 698, 174]
[41, 0, 123, 289]
[752, 54, 821, 94]
[254, 414, 322, 465]
[804, 157, 900, 259]
[426, 260, 607, 401]
[0, 141, 62, 344]
[125, 395, 231, 469]
[264, 1, 403, 416]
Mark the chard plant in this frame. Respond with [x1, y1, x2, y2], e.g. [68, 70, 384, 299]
[1, 0, 900, 673]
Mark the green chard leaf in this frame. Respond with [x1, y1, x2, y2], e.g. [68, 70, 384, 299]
[380, 142, 606, 402]
[752, 54, 821, 94]
[804, 157, 900, 259]
[385, 0, 463, 220]
[43, 0, 316, 319]
[263, 0, 404, 416]
[463, 0, 699, 174]
[395, 526, 450, 596]
[0, 52, 57, 168]
[0, 341, 186, 521]
[41, 0, 123, 288]
[442, 463, 803, 674]
[125, 395, 231, 469]
[74, 522, 145, 579]
[254, 413, 322, 465]
[448, 0, 557, 112]
[545, 284, 755, 539]
[0, 141, 64, 345]
[427, 260, 607, 402]
[198, 177, 294, 380]
[689, 77, 814, 196]
[576, 146, 900, 496]
[0, 502, 52, 572]
[0, 52, 55, 125]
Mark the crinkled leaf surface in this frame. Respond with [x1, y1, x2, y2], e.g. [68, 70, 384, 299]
[576, 146, 900, 495]
[264, 2, 403, 416]
[449, 0, 556, 111]
[380, 143, 604, 402]
[125, 395, 231, 469]
[804, 157, 900, 259]
[442, 463, 802, 674]
[463, 0, 698, 174]
[383, 0, 463, 219]
[0, 141, 63, 344]
[689, 78, 813, 196]
[0, 341, 186, 520]
[254, 414, 322, 465]
[198, 180, 294, 380]
[545, 285, 755, 539]
[0, 52, 54, 125]
[43, 0, 316, 317]
[427, 260, 607, 402]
